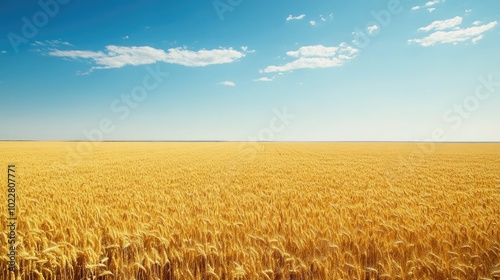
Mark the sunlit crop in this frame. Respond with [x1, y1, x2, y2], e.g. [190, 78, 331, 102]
[0, 142, 499, 279]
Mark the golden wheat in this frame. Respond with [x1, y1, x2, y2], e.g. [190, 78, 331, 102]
[0, 142, 499, 279]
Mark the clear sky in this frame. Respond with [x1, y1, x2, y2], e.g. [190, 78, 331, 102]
[1, 0, 499, 141]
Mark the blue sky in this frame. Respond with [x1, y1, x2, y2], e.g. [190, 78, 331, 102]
[0, 0, 499, 141]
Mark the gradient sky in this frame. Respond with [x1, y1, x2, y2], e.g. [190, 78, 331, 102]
[1, 0, 499, 141]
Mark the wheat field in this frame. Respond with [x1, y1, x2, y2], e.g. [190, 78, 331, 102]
[0, 142, 499, 279]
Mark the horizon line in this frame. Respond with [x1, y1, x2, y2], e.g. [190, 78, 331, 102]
[1, 140, 500, 143]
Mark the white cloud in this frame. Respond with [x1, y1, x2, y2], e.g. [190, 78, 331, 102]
[471, 35, 483, 44]
[424, 0, 443, 7]
[319, 13, 334, 22]
[123, 36, 129, 39]
[473, 21, 481, 26]
[412, 0, 443, 11]
[262, 43, 358, 73]
[418, 16, 462, 32]
[163, 47, 245, 67]
[51, 40, 72, 47]
[310, 20, 317, 26]
[217, 81, 235, 87]
[48, 45, 247, 73]
[409, 20, 498, 46]
[49, 46, 168, 71]
[51, 40, 72, 46]
[428, 8, 436, 13]
[0, 50, 6, 54]
[286, 45, 341, 58]
[241, 46, 255, 53]
[286, 14, 305, 21]
[465, 9, 472, 13]
[33, 39, 72, 47]
[367, 24, 379, 34]
[253, 77, 274, 82]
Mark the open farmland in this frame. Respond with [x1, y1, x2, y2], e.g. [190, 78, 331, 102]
[0, 142, 499, 279]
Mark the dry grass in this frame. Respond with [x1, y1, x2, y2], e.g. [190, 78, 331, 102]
[0, 142, 499, 279]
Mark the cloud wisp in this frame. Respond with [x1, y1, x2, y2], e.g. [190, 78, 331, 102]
[47, 45, 248, 74]
[409, 17, 497, 47]
[412, 0, 444, 11]
[286, 14, 305, 22]
[261, 43, 358, 73]
[367, 24, 379, 34]
[417, 16, 462, 32]
[217, 81, 236, 87]
[253, 76, 274, 82]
